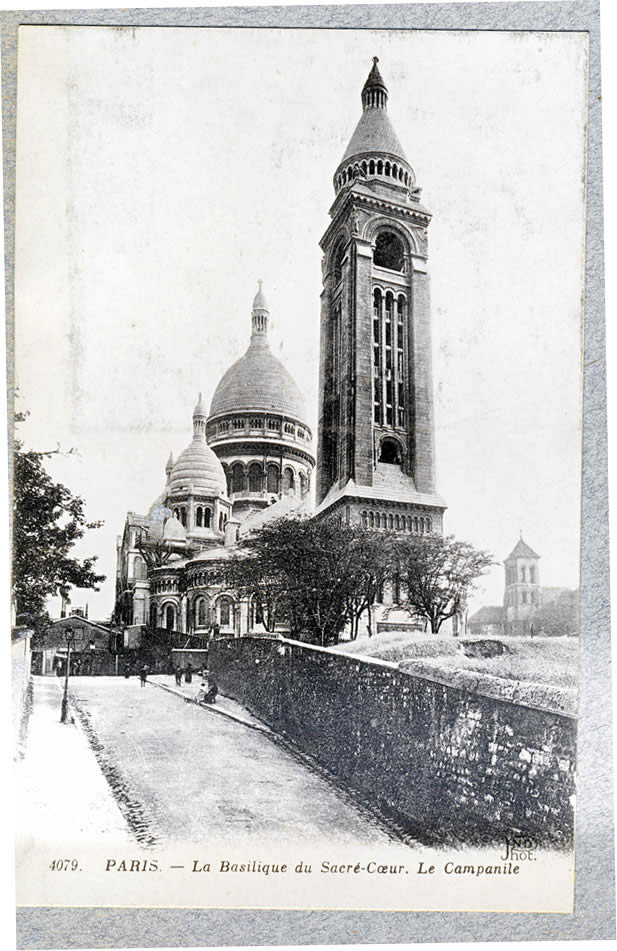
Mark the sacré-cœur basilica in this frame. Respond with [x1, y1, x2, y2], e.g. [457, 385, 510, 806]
[114, 58, 450, 645]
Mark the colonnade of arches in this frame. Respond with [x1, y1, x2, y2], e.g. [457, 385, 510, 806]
[361, 510, 433, 534]
[336, 159, 411, 192]
[222, 461, 309, 497]
[151, 594, 237, 633]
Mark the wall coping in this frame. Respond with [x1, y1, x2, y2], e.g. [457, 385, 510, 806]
[227, 635, 577, 721]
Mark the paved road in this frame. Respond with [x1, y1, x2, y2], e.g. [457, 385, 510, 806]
[69, 676, 395, 846]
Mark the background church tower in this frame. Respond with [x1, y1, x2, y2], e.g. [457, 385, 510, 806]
[503, 535, 541, 635]
[316, 59, 446, 533]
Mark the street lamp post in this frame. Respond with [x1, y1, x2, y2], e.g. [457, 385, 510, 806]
[60, 625, 82, 723]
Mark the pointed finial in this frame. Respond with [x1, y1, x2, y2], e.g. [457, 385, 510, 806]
[362, 57, 388, 110]
[251, 281, 269, 338]
[520, 528, 523, 539]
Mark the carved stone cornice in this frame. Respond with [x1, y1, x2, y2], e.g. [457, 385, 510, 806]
[321, 191, 431, 251]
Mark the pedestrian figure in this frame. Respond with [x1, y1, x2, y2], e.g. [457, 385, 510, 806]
[139, 665, 148, 688]
[124, 663, 131, 679]
[174, 666, 182, 687]
[185, 662, 193, 684]
[197, 678, 218, 705]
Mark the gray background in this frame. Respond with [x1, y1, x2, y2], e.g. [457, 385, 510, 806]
[2, 1, 612, 946]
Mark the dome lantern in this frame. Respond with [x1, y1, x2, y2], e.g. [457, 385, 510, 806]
[362, 56, 388, 111]
[251, 280, 269, 339]
[193, 391, 207, 438]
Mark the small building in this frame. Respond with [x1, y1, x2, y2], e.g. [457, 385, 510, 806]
[31, 615, 117, 676]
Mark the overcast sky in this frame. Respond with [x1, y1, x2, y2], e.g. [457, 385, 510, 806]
[15, 26, 588, 619]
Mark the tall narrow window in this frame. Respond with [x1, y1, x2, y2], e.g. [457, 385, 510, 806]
[267, 463, 279, 494]
[248, 463, 263, 493]
[232, 463, 245, 493]
[204, 507, 211, 528]
[282, 467, 295, 494]
[196, 507, 203, 528]
[373, 289, 382, 423]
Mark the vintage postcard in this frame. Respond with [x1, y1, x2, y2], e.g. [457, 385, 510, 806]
[6, 7, 612, 945]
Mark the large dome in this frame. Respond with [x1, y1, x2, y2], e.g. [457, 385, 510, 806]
[168, 434, 227, 495]
[209, 337, 306, 420]
[209, 284, 307, 422]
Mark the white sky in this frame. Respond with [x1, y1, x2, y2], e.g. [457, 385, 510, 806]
[14, 26, 588, 619]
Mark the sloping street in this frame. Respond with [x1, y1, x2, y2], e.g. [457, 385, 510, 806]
[48, 675, 397, 846]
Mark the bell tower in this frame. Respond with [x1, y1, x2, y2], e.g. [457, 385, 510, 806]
[316, 59, 446, 533]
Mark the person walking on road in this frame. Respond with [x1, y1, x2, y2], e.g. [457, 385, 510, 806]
[185, 662, 193, 684]
[139, 665, 148, 688]
[174, 666, 183, 687]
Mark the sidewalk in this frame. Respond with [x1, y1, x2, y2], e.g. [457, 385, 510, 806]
[148, 674, 270, 734]
[15, 676, 132, 845]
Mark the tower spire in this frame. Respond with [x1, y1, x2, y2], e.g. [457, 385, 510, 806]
[251, 280, 269, 339]
[362, 56, 388, 110]
[193, 392, 207, 438]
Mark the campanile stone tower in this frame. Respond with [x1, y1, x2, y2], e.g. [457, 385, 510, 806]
[316, 59, 446, 533]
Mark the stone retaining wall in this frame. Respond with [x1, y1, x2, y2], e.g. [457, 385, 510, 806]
[209, 636, 576, 846]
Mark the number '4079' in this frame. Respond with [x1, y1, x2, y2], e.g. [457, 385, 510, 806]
[49, 859, 79, 871]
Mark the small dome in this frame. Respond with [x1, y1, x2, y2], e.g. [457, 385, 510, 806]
[163, 517, 186, 542]
[168, 435, 227, 495]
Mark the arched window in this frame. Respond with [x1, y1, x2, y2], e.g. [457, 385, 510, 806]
[373, 231, 405, 271]
[361, 511, 368, 528]
[333, 239, 346, 284]
[149, 602, 157, 629]
[195, 598, 208, 628]
[248, 462, 263, 493]
[375, 513, 381, 528]
[379, 438, 402, 465]
[521, 565, 527, 582]
[385, 161, 391, 176]
[377, 160, 383, 175]
[425, 517, 432, 534]
[388, 514, 394, 530]
[232, 463, 245, 493]
[393, 163, 398, 179]
[180, 507, 187, 527]
[369, 160, 375, 175]
[282, 467, 295, 494]
[196, 507, 203, 528]
[165, 604, 176, 631]
[133, 555, 146, 581]
[219, 598, 233, 629]
[395, 515, 400, 530]
[267, 463, 279, 494]
[369, 511, 374, 528]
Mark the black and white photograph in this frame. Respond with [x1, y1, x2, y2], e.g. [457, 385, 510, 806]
[9, 17, 596, 922]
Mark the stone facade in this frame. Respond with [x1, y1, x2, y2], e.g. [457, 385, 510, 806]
[114, 287, 314, 640]
[210, 635, 576, 847]
[315, 58, 446, 535]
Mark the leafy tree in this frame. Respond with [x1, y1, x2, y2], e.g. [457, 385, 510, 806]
[533, 590, 579, 637]
[238, 516, 359, 646]
[395, 534, 494, 634]
[343, 530, 395, 639]
[226, 549, 283, 633]
[12, 412, 106, 625]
